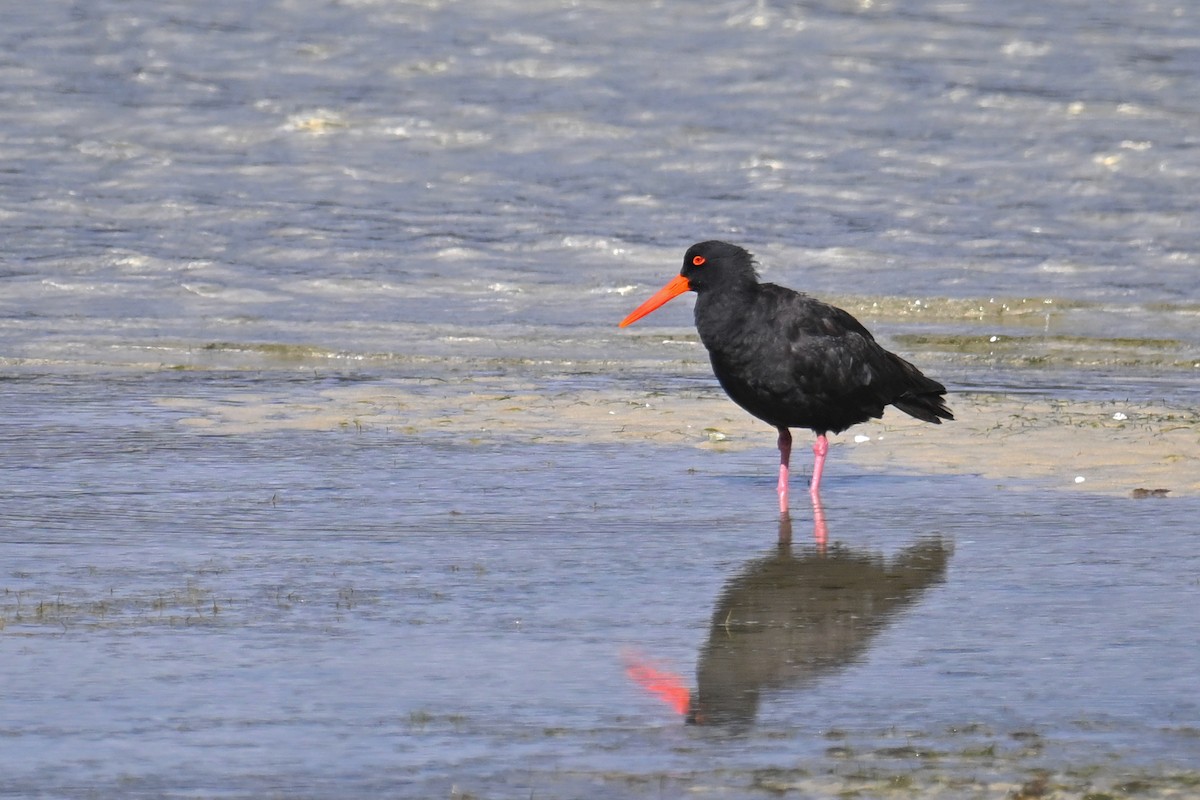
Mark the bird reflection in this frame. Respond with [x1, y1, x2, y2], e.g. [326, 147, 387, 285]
[688, 522, 951, 728]
[783, 498, 828, 550]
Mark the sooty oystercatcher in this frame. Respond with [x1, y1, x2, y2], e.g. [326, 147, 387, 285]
[620, 241, 952, 515]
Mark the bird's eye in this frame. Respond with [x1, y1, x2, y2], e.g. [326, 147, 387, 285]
[691, 255, 706, 266]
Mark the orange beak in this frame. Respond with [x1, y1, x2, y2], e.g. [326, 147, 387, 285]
[618, 274, 692, 327]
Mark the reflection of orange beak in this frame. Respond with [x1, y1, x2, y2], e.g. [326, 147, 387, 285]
[622, 649, 690, 716]
[618, 274, 692, 327]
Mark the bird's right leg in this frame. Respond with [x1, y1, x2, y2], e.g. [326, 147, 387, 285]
[776, 427, 792, 515]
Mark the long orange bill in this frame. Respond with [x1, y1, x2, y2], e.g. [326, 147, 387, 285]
[618, 274, 692, 327]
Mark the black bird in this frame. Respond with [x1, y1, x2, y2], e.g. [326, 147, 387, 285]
[620, 241, 952, 514]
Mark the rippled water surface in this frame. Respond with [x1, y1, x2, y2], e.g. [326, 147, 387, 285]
[2, 0, 1199, 797]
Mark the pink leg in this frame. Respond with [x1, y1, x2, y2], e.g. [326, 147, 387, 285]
[776, 427, 792, 515]
[810, 433, 829, 498]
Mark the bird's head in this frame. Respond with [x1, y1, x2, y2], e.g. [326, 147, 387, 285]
[619, 240, 759, 327]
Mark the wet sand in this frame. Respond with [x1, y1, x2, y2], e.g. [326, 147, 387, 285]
[160, 376, 1200, 498]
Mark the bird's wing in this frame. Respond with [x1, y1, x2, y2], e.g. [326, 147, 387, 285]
[755, 284, 878, 346]
[771, 291, 897, 393]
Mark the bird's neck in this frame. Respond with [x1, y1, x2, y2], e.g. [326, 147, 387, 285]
[693, 285, 759, 349]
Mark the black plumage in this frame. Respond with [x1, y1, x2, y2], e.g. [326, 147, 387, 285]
[683, 241, 951, 434]
[620, 240, 953, 511]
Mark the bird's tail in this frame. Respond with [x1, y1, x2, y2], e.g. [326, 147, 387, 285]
[893, 391, 954, 424]
[889, 354, 954, 424]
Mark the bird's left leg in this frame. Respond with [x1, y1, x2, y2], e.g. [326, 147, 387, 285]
[809, 433, 829, 498]
[776, 427, 792, 515]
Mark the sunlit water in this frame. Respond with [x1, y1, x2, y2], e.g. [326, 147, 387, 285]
[2, 0, 1199, 796]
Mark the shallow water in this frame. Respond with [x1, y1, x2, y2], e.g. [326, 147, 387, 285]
[3, 0, 1200, 796]
[3, 374, 1200, 797]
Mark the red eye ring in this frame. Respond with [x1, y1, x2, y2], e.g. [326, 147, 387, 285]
[692, 255, 706, 266]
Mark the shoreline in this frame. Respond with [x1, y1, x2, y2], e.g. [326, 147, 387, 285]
[161, 377, 1200, 498]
